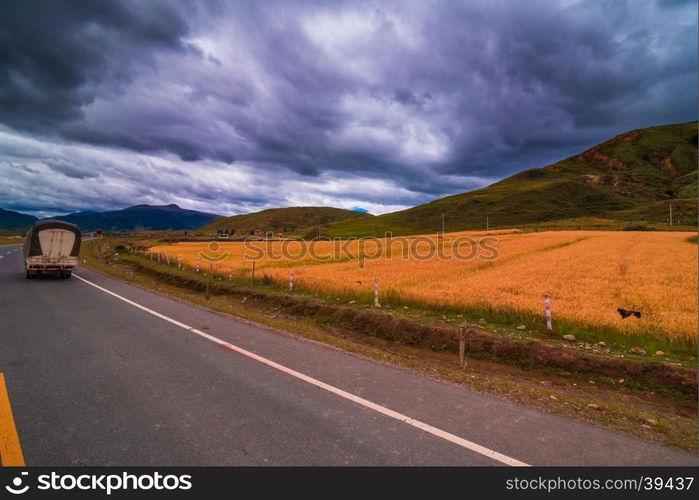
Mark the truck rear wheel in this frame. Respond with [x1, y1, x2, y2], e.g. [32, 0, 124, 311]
[25, 270, 33, 279]
[61, 271, 72, 279]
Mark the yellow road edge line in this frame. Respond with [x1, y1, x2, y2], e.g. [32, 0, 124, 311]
[0, 373, 25, 466]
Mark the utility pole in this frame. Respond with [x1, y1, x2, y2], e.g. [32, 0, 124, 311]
[669, 204, 673, 226]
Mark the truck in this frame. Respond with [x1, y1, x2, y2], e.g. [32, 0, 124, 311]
[23, 220, 81, 279]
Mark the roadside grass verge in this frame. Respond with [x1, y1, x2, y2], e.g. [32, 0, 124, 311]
[266, 273, 694, 359]
[0, 237, 22, 246]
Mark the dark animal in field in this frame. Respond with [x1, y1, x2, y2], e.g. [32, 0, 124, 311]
[617, 308, 641, 319]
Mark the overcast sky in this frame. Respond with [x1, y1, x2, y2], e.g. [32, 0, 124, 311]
[1, 0, 696, 217]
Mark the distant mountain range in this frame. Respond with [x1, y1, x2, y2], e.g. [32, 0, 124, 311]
[52, 204, 220, 232]
[0, 204, 220, 233]
[0, 208, 38, 232]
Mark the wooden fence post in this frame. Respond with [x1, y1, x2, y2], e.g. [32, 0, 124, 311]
[544, 293, 553, 332]
[458, 325, 468, 368]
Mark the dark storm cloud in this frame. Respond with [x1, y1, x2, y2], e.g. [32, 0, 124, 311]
[0, 0, 696, 215]
[0, 1, 195, 133]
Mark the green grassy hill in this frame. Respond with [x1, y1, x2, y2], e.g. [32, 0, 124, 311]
[201, 206, 372, 237]
[327, 121, 698, 237]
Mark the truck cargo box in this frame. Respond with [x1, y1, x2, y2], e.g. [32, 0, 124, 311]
[23, 220, 81, 279]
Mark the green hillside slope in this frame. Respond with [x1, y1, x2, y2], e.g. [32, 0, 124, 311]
[327, 121, 698, 237]
[201, 206, 372, 237]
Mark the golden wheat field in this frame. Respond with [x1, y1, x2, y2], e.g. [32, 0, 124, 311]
[149, 230, 698, 343]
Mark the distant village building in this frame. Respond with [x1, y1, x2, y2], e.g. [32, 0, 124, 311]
[216, 228, 235, 238]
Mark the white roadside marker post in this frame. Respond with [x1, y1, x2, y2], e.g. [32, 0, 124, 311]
[177, 255, 181, 269]
[196, 257, 200, 273]
[544, 293, 553, 333]
[374, 278, 380, 307]
[228, 266, 233, 280]
[289, 271, 294, 292]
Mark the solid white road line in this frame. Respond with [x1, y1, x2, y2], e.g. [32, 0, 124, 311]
[73, 273, 529, 467]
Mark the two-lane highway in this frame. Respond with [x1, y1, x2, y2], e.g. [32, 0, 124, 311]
[0, 244, 696, 465]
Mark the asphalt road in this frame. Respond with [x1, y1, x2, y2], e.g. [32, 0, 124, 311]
[0, 244, 696, 466]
